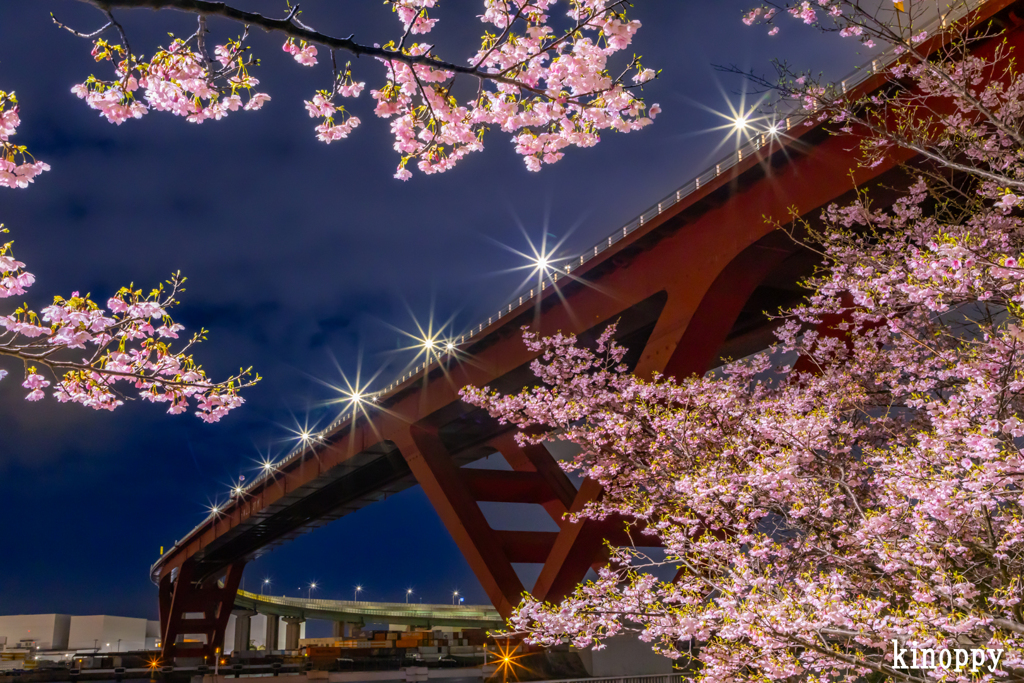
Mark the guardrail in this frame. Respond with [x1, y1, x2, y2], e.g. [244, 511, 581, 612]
[237, 590, 502, 622]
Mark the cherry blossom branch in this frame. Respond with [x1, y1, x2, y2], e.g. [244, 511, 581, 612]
[1, 231, 257, 421]
[50, 1, 658, 178]
[76, 0, 562, 93]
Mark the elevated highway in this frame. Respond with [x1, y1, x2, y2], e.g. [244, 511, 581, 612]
[152, 0, 1024, 662]
[233, 591, 502, 630]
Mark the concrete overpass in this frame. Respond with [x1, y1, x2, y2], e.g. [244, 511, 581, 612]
[226, 591, 502, 653]
[234, 591, 502, 629]
[151, 0, 1022, 662]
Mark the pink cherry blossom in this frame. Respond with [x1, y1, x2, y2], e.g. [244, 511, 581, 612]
[0, 233, 257, 420]
[54, 3, 657, 179]
[0, 90, 49, 190]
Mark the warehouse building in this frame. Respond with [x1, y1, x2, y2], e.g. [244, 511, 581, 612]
[0, 615, 159, 653]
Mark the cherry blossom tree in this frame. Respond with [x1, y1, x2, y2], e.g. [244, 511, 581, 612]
[38, 0, 659, 179]
[462, 1, 1024, 680]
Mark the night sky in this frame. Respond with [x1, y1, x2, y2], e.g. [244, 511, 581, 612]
[0, 1, 865, 633]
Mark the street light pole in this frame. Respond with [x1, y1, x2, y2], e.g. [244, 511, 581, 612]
[452, 591, 459, 606]
[308, 582, 317, 599]
[406, 589, 413, 603]
[262, 578, 270, 595]
[354, 586, 362, 602]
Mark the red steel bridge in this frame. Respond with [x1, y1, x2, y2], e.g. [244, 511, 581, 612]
[151, 0, 1024, 662]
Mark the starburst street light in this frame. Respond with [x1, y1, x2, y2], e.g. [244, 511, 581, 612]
[732, 114, 749, 131]
[491, 639, 528, 678]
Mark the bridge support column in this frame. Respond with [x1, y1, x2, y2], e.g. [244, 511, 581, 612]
[263, 614, 279, 652]
[159, 559, 246, 664]
[283, 617, 303, 651]
[232, 610, 256, 654]
[331, 621, 356, 638]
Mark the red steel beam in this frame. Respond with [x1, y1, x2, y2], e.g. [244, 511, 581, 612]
[401, 425, 526, 617]
[161, 560, 244, 661]
[462, 469, 560, 504]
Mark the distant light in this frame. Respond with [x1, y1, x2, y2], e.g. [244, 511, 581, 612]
[732, 115, 749, 130]
[234, 486, 243, 495]
[445, 341, 455, 352]
[262, 461, 275, 471]
[423, 338, 436, 349]
[407, 588, 413, 594]
[264, 578, 270, 584]
[300, 431, 312, 442]
[767, 122, 779, 135]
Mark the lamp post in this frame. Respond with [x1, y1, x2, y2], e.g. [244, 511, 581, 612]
[354, 586, 362, 602]
[406, 589, 412, 603]
[452, 591, 459, 606]
[308, 582, 318, 599]
[262, 578, 271, 595]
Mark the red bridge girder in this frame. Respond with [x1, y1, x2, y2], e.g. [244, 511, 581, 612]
[154, 0, 1024, 658]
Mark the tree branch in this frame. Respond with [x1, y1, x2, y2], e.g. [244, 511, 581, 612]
[75, 0, 549, 95]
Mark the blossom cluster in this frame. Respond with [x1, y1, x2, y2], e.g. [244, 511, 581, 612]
[0, 90, 50, 189]
[0, 234, 255, 421]
[302, 60, 365, 144]
[373, 0, 659, 178]
[72, 35, 270, 126]
[742, 0, 892, 47]
[62, 2, 658, 179]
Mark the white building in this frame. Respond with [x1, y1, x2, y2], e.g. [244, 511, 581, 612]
[0, 615, 70, 651]
[68, 615, 160, 652]
[0, 615, 160, 653]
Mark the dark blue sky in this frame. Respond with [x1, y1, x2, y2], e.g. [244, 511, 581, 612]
[0, 1, 865, 630]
